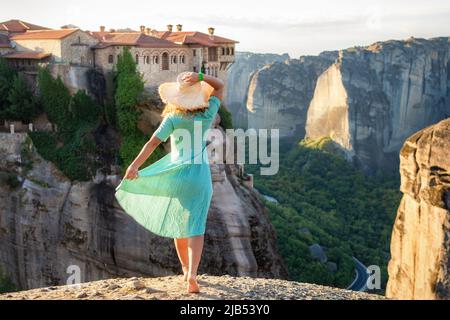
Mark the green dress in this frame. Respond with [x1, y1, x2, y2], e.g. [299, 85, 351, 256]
[114, 96, 221, 239]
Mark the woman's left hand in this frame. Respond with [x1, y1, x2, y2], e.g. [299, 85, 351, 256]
[181, 72, 199, 85]
[124, 165, 139, 180]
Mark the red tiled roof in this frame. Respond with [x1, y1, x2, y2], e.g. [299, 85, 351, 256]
[0, 34, 11, 48]
[11, 29, 79, 40]
[91, 32, 184, 49]
[156, 31, 238, 46]
[0, 19, 50, 33]
[3, 51, 52, 59]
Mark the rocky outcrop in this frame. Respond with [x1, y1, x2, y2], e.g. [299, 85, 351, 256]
[0, 275, 384, 300]
[246, 52, 338, 138]
[305, 37, 450, 174]
[0, 128, 287, 290]
[386, 118, 450, 300]
[226, 52, 289, 128]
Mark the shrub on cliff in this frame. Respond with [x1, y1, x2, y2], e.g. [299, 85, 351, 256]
[70, 90, 101, 127]
[30, 68, 101, 181]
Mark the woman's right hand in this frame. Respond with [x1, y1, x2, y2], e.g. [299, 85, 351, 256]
[181, 72, 200, 85]
[124, 165, 139, 180]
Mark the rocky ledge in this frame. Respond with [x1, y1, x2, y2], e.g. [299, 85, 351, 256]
[0, 275, 384, 300]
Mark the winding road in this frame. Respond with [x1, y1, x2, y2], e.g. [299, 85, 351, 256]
[346, 257, 369, 292]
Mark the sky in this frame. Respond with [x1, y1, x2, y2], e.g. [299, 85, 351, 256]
[2, 0, 450, 58]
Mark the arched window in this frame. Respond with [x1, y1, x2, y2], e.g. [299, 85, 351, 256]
[162, 52, 169, 70]
[180, 55, 185, 64]
[153, 55, 159, 64]
[108, 55, 114, 64]
[171, 55, 177, 64]
[222, 47, 226, 55]
[146, 56, 150, 64]
[135, 54, 139, 64]
[226, 47, 230, 55]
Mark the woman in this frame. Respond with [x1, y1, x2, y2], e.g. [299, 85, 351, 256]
[114, 71, 224, 294]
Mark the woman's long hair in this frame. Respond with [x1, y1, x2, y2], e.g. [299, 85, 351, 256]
[161, 103, 209, 117]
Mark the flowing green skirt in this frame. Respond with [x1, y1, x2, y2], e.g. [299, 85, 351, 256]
[114, 151, 213, 239]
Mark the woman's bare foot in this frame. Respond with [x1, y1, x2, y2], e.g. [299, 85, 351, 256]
[187, 275, 200, 293]
[182, 266, 188, 282]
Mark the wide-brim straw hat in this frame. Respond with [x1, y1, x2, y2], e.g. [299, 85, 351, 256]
[158, 72, 214, 110]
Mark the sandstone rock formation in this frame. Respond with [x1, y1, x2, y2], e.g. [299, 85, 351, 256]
[226, 51, 289, 128]
[0, 126, 287, 290]
[305, 37, 450, 174]
[0, 274, 384, 300]
[386, 118, 450, 300]
[246, 52, 338, 138]
[230, 37, 449, 174]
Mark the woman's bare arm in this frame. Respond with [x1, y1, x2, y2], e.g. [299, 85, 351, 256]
[124, 135, 162, 180]
[182, 72, 224, 101]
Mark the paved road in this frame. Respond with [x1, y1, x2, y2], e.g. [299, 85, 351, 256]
[347, 257, 369, 292]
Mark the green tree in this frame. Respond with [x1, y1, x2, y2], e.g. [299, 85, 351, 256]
[5, 73, 36, 122]
[0, 56, 17, 119]
[114, 47, 164, 170]
[115, 47, 144, 136]
[37, 67, 71, 129]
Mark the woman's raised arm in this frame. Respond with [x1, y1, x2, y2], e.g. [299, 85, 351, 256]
[182, 72, 224, 101]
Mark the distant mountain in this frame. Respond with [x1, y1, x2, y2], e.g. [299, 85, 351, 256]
[229, 37, 450, 175]
[226, 51, 289, 128]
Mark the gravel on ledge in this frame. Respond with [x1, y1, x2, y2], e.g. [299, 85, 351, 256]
[0, 275, 385, 300]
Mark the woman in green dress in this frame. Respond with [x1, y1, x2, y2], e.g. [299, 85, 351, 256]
[114, 71, 224, 293]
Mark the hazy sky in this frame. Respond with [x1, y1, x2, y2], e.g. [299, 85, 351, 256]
[2, 0, 450, 57]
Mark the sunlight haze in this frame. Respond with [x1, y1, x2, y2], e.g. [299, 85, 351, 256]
[1, 0, 449, 57]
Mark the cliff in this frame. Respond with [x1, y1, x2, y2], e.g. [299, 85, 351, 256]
[0, 121, 287, 290]
[386, 118, 450, 300]
[0, 275, 384, 300]
[226, 52, 289, 128]
[230, 37, 450, 175]
[305, 37, 450, 175]
[246, 52, 338, 138]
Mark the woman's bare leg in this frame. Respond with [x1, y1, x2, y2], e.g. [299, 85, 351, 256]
[187, 235, 204, 293]
[174, 238, 189, 281]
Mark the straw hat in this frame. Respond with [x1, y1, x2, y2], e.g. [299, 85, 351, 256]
[158, 72, 214, 110]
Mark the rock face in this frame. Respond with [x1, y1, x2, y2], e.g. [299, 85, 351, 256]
[226, 52, 289, 128]
[246, 53, 338, 138]
[386, 118, 450, 300]
[0, 130, 287, 290]
[0, 275, 385, 300]
[305, 37, 450, 174]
